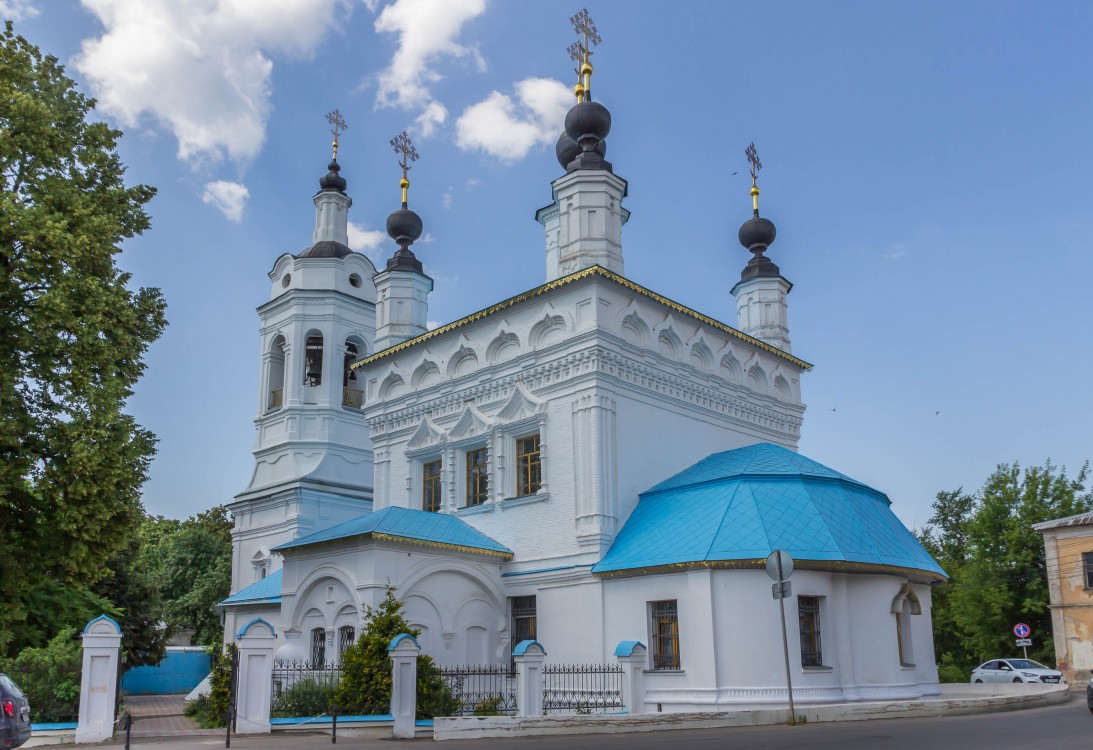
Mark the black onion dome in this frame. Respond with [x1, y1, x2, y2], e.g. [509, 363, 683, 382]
[738, 215, 777, 252]
[386, 207, 423, 246]
[298, 240, 352, 259]
[564, 100, 611, 145]
[319, 160, 346, 192]
[555, 130, 606, 169]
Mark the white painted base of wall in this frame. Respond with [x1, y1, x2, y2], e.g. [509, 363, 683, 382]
[433, 683, 1069, 741]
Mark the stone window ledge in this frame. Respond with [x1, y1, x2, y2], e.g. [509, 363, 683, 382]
[500, 493, 550, 510]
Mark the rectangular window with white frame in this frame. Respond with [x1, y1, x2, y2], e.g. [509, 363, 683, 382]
[649, 600, 680, 670]
[465, 447, 489, 506]
[422, 459, 442, 512]
[515, 433, 542, 497]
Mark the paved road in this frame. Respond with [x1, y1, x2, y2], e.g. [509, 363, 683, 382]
[85, 698, 1091, 750]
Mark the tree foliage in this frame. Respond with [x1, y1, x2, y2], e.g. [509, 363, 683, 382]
[919, 460, 1091, 678]
[0, 21, 166, 655]
[334, 586, 456, 719]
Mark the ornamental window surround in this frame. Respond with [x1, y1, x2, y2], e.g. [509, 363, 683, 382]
[892, 583, 922, 668]
[515, 433, 542, 497]
[649, 600, 680, 670]
[465, 447, 490, 507]
[422, 459, 442, 512]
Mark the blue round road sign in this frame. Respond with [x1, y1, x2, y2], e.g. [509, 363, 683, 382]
[1013, 623, 1031, 638]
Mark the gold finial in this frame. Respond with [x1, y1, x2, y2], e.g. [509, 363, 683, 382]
[745, 142, 762, 214]
[390, 131, 419, 208]
[326, 109, 348, 162]
[569, 8, 601, 100]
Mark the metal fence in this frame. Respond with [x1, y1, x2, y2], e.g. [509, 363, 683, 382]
[437, 664, 517, 716]
[542, 663, 624, 715]
[7, 661, 82, 724]
[270, 660, 343, 717]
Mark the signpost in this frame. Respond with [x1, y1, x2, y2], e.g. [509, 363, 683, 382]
[766, 550, 795, 726]
[1013, 623, 1032, 659]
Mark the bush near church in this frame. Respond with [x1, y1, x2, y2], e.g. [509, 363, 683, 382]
[334, 586, 456, 719]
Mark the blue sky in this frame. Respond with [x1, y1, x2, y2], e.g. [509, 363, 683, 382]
[12, 0, 1093, 529]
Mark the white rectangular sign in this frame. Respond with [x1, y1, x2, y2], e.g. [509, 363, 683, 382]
[1015, 638, 1032, 647]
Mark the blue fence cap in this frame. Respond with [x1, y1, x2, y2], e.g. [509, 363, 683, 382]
[388, 633, 420, 651]
[83, 614, 121, 635]
[512, 640, 546, 656]
[614, 640, 646, 657]
[236, 617, 276, 639]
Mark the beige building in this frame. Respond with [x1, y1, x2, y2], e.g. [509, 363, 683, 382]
[1034, 512, 1093, 686]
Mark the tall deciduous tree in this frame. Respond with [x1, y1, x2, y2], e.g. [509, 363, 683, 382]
[920, 460, 1091, 678]
[0, 21, 166, 655]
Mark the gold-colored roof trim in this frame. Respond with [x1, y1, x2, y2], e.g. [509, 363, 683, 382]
[353, 265, 813, 370]
[593, 558, 946, 583]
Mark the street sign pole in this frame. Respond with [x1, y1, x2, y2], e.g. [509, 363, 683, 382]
[776, 554, 796, 726]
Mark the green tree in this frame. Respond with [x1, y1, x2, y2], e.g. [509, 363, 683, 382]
[334, 586, 456, 719]
[158, 507, 233, 645]
[921, 460, 1091, 678]
[0, 22, 166, 655]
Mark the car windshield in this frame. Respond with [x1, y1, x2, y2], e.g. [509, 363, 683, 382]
[1007, 659, 1047, 670]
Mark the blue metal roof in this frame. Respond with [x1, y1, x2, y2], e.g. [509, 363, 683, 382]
[594, 443, 946, 578]
[272, 506, 513, 557]
[221, 569, 282, 606]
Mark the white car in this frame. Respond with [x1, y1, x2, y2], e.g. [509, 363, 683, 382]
[970, 659, 1065, 684]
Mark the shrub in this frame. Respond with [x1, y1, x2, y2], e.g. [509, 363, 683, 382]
[0, 628, 82, 723]
[271, 676, 338, 718]
[472, 695, 504, 716]
[334, 585, 458, 719]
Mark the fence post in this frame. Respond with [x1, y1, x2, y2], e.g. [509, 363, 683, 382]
[388, 634, 421, 739]
[76, 615, 123, 744]
[234, 618, 276, 734]
[513, 640, 546, 718]
[614, 641, 648, 715]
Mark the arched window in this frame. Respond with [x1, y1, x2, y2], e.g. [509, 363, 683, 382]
[892, 583, 922, 667]
[342, 339, 363, 408]
[304, 334, 323, 386]
[310, 627, 326, 664]
[268, 336, 286, 411]
[338, 625, 355, 659]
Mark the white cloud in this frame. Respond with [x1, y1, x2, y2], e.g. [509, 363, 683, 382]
[0, 1, 38, 20]
[442, 188, 452, 209]
[455, 77, 571, 161]
[426, 320, 440, 331]
[347, 221, 387, 251]
[202, 180, 249, 222]
[372, 0, 486, 127]
[414, 100, 448, 137]
[465, 177, 481, 188]
[73, 0, 352, 165]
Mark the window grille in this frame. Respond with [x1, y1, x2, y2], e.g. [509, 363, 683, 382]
[423, 460, 442, 512]
[510, 595, 537, 669]
[466, 448, 489, 506]
[1084, 553, 1093, 589]
[310, 627, 326, 664]
[516, 434, 542, 497]
[650, 600, 680, 670]
[338, 625, 355, 658]
[798, 596, 822, 667]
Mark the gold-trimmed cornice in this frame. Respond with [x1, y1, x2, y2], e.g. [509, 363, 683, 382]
[278, 530, 513, 560]
[593, 558, 946, 584]
[352, 265, 813, 371]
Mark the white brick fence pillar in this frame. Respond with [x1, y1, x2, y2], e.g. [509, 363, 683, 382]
[388, 633, 421, 739]
[76, 615, 122, 744]
[615, 641, 648, 715]
[234, 618, 276, 734]
[513, 640, 546, 717]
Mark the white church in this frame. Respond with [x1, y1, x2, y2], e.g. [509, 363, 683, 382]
[219, 57, 946, 710]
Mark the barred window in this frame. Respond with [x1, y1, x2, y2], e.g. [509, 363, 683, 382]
[310, 627, 326, 664]
[650, 600, 680, 670]
[338, 626, 355, 659]
[466, 448, 489, 506]
[423, 459, 442, 512]
[510, 595, 537, 669]
[1084, 553, 1093, 589]
[516, 434, 542, 497]
[798, 596, 822, 667]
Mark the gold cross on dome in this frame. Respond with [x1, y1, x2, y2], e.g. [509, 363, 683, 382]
[326, 109, 348, 161]
[745, 142, 762, 187]
[390, 131, 420, 180]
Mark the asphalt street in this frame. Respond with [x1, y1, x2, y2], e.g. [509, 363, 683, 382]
[85, 698, 1090, 750]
